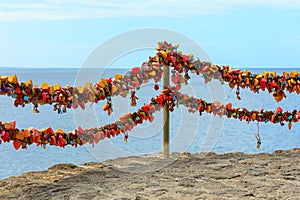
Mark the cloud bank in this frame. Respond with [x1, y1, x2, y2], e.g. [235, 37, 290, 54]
[0, 0, 299, 21]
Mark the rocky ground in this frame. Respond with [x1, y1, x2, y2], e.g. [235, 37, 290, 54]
[0, 148, 300, 200]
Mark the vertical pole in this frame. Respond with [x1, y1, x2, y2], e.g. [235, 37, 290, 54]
[163, 64, 170, 158]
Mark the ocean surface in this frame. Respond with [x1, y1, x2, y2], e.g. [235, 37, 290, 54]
[1, 67, 300, 180]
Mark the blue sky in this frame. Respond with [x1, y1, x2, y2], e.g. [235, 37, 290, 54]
[0, 0, 300, 68]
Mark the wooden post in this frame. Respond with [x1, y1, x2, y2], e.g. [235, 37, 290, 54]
[163, 65, 170, 158]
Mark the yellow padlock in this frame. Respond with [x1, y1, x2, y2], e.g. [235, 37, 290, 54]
[245, 78, 250, 85]
[98, 78, 107, 88]
[53, 83, 61, 91]
[290, 70, 298, 78]
[238, 74, 242, 82]
[92, 87, 99, 95]
[77, 86, 86, 94]
[40, 82, 49, 91]
[263, 71, 268, 78]
[161, 50, 168, 60]
[25, 79, 33, 87]
[0, 76, 8, 82]
[290, 79, 296, 85]
[85, 82, 91, 88]
[256, 74, 262, 79]
[55, 128, 64, 134]
[213, 101, 221, 107]
[49, 86, 53, 95]
[111, 85, 118, 95]
[115, 74, 122, 80]
[148, 71, 156, 77]
[8, 74, 18, 84]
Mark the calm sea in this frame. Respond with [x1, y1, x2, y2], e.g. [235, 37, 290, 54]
[0, 67, 300, 180]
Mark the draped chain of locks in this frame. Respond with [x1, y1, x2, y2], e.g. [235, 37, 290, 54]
[1, 41, 299, 150]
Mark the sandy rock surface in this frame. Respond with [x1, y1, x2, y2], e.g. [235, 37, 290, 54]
[0, 149, 300, 200]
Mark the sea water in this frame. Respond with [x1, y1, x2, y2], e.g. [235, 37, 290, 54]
[0, 67, 299, 180]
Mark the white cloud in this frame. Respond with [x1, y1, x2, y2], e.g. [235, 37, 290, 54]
[0, 0, 299, 21]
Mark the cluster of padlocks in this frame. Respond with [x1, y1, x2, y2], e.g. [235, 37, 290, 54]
[0, 41, 299, 150]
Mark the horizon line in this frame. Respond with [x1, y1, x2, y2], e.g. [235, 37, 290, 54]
[1, 66, 300, 70]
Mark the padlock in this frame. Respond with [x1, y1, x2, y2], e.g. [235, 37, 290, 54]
[13, 140, 22, 150]
[40, 82, 50, 92]
[276, 106, 283, 113]
[15, 130, 24, 141]
[288, 122, 292, 130]
[289, 70, 298, 78]
[8, 74, 18, 85]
